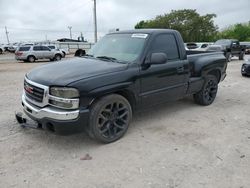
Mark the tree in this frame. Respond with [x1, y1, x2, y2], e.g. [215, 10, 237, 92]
[135, 9, 218, 42]
[217, 23, 250, 41]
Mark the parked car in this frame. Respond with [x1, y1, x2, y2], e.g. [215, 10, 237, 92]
[46, 44, 69, 57]
[15, 45, 63, 62]
[16, 29, 227, 143]
[207, 39, 246, 62]
[186, 42, 213, 51]
[185, 42, 198, 49]
[0, 46, 4, 54]
[7, 46, 16, 53]
[241, 58, 250, 76]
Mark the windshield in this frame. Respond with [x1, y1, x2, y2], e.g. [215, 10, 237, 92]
[87, 33, 148, 62]
[215, 39, 231, 46]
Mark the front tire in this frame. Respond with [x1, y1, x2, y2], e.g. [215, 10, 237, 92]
[226, 52, 232, 62]
[54, 54, 62, 61]
[87, 94, 132, 143]
[193, 75, 218, 106]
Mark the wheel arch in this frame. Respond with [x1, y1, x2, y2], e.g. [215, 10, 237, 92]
[207, 69, 221, 83]
[89, 88, 137, 112]
[27, 55, 36, 60]
[55, 53, 62, 57]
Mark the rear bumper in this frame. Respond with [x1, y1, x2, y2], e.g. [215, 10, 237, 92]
[15, 56, 26, 60]
[19, 94, 89, 135]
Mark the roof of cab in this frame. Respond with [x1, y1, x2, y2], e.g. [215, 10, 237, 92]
[108, 29, 177, 35]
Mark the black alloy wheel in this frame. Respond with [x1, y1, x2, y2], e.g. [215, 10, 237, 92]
[88, 94, 132, 143]
[194, 75, 218, 106]
[203, 80, 218, 103]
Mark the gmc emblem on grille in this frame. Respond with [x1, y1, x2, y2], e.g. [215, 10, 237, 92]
[24, 83, 34, 94]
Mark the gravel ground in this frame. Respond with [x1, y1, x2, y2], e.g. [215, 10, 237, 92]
[0, 53, 250, 188]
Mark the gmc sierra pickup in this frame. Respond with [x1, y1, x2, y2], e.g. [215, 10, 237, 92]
[16, 29, 227, 143]
[207, 39, 246, 62]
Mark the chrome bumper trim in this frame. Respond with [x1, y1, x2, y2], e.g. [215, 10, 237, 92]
[22, 94, 79, 121]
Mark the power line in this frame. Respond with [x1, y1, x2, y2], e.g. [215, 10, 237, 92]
[0, 26, 105, 33]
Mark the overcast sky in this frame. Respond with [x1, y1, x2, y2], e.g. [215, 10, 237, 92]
[0, 0, 249, 43]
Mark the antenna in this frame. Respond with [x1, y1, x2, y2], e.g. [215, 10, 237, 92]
[5, 26, 10, 44]
[68, 26, 72, 39]
[93, 0, 97, 43]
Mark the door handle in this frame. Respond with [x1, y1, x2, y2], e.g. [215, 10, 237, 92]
[177, 66, 184, 73]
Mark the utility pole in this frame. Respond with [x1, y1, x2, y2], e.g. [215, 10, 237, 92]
[93, 0, 97, 43]
[5, 26, 10, 44]
[68, 26, 72, 39]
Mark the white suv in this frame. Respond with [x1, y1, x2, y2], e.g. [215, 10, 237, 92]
[15, 45, 63, 62]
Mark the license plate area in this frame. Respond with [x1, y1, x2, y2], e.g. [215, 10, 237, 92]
[15, 112, 39, 129]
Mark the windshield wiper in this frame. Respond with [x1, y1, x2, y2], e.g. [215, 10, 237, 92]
[96, 56, 117, 62]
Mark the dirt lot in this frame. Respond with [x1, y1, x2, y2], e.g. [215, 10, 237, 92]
[0, 53, 249, 188]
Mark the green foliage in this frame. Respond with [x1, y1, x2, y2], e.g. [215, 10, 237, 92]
[135, 9, 218, 42]
[217, 23, 250, 41]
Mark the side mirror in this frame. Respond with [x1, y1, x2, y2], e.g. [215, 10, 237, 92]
[148, 53, 167, 65]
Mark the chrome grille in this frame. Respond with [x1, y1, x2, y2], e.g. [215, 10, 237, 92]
[24, 80, 44, 103]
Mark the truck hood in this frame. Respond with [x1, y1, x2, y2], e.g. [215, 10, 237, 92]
[26, 57, 128, 86]
[207, 44, 228, 51]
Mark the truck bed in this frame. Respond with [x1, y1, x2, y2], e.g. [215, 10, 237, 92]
[187, 50, 225, 77]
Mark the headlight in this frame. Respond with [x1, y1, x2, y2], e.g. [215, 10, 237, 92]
[49, 87, 80, 109]
[50, 87, 79, 98]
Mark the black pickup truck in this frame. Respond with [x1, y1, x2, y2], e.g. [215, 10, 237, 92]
[207, 39, 245, 62]
[16, 29, 227, 143]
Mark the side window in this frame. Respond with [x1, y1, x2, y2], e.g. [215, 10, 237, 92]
[33, 46, 41, 51]
[42, 46, 50, 51]
[151, 34, 180, 60]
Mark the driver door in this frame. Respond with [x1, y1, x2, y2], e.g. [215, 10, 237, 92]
[42, 46, 54, 58]
[139, 33, 188, 107]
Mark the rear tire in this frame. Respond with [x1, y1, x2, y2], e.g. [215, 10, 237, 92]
[27, 55, 35, 63]
[193, 75, 218, 106]
[0, 49, 2, 54]
[239, 51, 245, 60]
[87, 94, 132, 143]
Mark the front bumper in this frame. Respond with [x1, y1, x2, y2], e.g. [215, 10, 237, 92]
[19, 94, 90, 135]
[22, 94, 79, 120]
